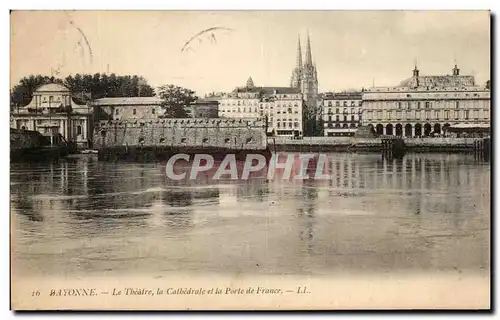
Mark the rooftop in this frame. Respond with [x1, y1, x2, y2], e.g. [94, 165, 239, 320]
[399, 75, 476, 88]
[322, 92, 363, 100]
[194, 98, 220, 104]
[233, 86, 301, 95]
[94, 96, 163, 106]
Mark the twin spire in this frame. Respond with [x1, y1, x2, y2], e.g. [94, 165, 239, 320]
[295, 32, 314, 69]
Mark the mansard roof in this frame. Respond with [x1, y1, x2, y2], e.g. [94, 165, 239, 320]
[399, 75, 476, 88]
[322, 92, 363, 100]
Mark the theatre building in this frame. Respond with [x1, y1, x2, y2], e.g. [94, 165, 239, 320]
[362, 64, 490, 137]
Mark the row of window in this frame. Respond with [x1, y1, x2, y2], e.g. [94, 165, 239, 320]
[221, 101, 301, 108]
[366, 100, 489, 110]
[115, 108, 156, 115]
[220, 108, 259, 113]
[325, 123, 358, 129]
[366, 109, 489, 120]
[276, 110, 299, 114]
[326, 115, 360, 122]
[259, 111, 300, 117]
[276, 122, 300, 128]
[221, 100, 259, 106]
[275, 118, 300, 122]
[324, 108, 361, 114]
[264, 103, 299, 108]
[325, 100, 362, 107]
[325, 100, 363, 107]
[40, 96, 63, 102]
[221, 109, 301, 114]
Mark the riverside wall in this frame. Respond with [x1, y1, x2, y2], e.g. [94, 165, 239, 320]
[93, 118, 268, 151]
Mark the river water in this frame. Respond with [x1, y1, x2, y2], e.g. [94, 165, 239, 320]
[11, 152, 490, 277]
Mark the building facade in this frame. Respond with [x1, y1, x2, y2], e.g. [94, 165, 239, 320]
[362, 65, 490, 137]
[321, 92, 363, 136]
[218, 77, 304, 137]
[10, 83, 93, 148]
[95, 96, 218, 120]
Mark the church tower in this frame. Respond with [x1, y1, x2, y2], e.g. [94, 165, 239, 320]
[290, 33, 319, 104]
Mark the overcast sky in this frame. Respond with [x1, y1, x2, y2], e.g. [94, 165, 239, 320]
[11, 10, 490, 95]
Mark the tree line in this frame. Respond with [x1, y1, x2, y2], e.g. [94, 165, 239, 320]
[10, 73, 156, 107]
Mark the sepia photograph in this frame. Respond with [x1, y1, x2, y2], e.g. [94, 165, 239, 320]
[9, 10, 491, 310]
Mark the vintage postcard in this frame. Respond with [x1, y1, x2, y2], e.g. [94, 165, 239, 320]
[10, 10, 491, 310]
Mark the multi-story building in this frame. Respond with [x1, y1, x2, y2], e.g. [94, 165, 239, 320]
[10, 83, 93, 148]
[95, 96, 219, 120]
[362, 64, 490, 137]
[94, 97, 164, 121]
[218, 77, 304, 137]
[321, 92, 363, 136]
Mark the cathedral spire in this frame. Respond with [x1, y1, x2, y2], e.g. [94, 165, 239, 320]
[305, 31, 313, 66]
[295, 35, 302, 69]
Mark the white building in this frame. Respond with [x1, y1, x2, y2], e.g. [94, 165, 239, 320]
[218, 77, 304, 137]
[321, 92, 363, 136]
[10, 83, 93, 148]
[362, 65, 490, 137]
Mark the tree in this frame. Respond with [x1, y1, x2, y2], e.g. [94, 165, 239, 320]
[157, 85, 197, 118]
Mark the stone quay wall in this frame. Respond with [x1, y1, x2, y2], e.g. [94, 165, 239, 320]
[272, 136, 480, 146]
[271, 136, 485, 153]
[93, 118, 268, 151]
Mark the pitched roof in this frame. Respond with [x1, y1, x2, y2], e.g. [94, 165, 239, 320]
[93, 96, 163, 106]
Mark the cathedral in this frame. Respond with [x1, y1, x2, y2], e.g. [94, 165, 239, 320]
[290, 33, 319, 105]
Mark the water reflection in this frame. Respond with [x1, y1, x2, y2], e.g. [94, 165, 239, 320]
[11, 153, 490, 276]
